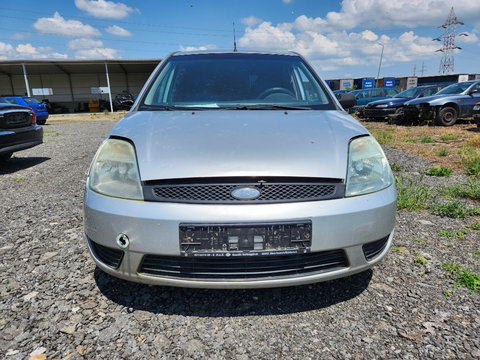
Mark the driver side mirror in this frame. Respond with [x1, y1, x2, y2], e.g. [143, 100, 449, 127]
[335, 92, 356, 110]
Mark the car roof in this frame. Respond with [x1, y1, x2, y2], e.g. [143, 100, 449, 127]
[170, 50, 301, 57]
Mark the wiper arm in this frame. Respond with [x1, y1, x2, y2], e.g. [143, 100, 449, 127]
[234, 104, 312, 110]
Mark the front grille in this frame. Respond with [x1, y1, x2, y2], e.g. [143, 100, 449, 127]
[88, 238, 124, 269]
[362, 236, 389, 261]
[138, 250, 348, 280]
[144, 178, 344, 204]
[0, 111, 31, 129]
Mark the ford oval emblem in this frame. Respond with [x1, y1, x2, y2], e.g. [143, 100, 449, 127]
[231, 186, 261, 200]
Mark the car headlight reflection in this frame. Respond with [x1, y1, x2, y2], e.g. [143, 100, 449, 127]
[88, 138, 143, 200]
[345, 136, 393, 197]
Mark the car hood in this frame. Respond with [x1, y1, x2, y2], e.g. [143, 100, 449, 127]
[367, 97, 411, 107]
[0, 103, 29, 111]
[109, 110, 369, 181]
[405, 93, 460, 105]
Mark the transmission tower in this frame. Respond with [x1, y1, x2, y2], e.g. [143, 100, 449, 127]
[433, 7, 467, 74]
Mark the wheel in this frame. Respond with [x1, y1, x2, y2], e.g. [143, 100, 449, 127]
[387, 108, 403, 124]
[37, 119, 46, 125]
[258, 87, 295, 99]
[436, 107, 457, 126]
[0, 152, 13, 162]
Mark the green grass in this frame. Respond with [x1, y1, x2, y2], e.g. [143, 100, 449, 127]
[440, 179, 480, 200]
[440, 134, 461, 141]
[463, 154, 480, 176]
[431, 201, 480, 219]
[443, 262, 480, 293]
[421, 136, 435, 144]
[458, 148, 474, 156]
[438, 230, 455, 238]
[474, 250, 480, 256]
[471, 223, 480, 230]
[414, 254, 428, 265]
[390, 163, 402, 172]
[405, 139, 417, 144]
[395, 175, 432, 211]
[426, 166, 453, 177]
[13, 177, 25, 181]
[437, 148, 450, 157]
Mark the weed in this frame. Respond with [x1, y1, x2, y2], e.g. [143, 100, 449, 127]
[414, 254, 428, 265]
[396, 175, 432, 211]
[443, 290, 451, 297]
[426, 166, 453, 177]
[13, 177, 25, 181]
[440, 179, 480, 200]
[438, 230, 455, 237]
[413, 237, 423, 244]
[390, 163, 402, 172]
[405, 139, 417, 143]
[458, 148, 474, 156]
[103, 109, 110, 115]
[463, 154, 480, 176]
[392, 246, 407, 254]
[421, 136, 435, 144]
[455, 229, 469, 240]
[443, 262, 479, 292]
[474, 250, 480, 256]
[432, 201, 468, 219]
[443, 262, 462, 274]
[437, 148, 450, 157]
[470, 223, 480, 230]
[440, 134, 460, 141]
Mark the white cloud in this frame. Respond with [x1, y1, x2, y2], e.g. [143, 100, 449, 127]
[179, 44, 218, 52]
[0, 41, 67, 60]
[241, 16, 263, 27]
[105, 25, 131, 37]
[33, 12, 101, 37]
[239, 22, 296, 50]
[10, 32, 31, 40]
[74, 0, 134, 19]
[68, 38, 117, 59]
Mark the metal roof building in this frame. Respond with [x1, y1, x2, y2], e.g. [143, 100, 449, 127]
[0, 59, 160, 112]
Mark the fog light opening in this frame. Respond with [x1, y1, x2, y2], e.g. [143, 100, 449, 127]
[116, 234, 130, 249]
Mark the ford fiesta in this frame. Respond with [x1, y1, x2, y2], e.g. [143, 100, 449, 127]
[84, 51, 396, 288]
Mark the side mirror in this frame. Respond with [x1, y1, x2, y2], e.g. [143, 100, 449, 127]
[335, 92, 356, 110]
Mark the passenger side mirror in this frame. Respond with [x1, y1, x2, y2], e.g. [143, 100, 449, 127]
[335, 92, 356, 110]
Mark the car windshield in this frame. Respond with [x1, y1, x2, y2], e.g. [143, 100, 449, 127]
[23, 97, 41, 104]
[140, 53, 334, 110]
[436, 82, 472, 95]
[393, 88, 420, 98]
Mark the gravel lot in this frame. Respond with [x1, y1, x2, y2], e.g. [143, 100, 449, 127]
[1, 119, 479, 360]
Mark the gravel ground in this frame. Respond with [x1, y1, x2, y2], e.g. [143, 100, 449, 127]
[1, 120, 479, 360]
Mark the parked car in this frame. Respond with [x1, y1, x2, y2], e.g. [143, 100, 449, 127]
[349, 87, 399, 114]
[474, 101, 480, 129]
[113, 92, 135, 111]
[1, 96, 49, 125]
[363, 85, 445, 121]
[84, 51, 396, 289]
[403, 81, 480, 126]
[0, 99, 43, 162]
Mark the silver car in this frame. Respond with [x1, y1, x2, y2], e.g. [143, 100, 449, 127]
[84, 51, 396, 289]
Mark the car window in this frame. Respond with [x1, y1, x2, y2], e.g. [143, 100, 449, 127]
[141, 53, 334, 110]
[23, 97, 40, 104]
[386, 89, 397, 96]
[436, 82, 472, 95]
[394, 88, 417, 98]
[421, 88, 436, 97]
[471, 83, 480, 93]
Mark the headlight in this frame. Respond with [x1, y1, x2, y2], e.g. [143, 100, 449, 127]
[88, 138, 143, 200]
[345, 136, 393, 197]
[376, 104, 388, 108]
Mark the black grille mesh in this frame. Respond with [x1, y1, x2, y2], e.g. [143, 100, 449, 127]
[147, 181, 341, 204]
[362, 236, 389, 261]
[1, 111, 31, 129]
[139, 250, 348, 280]
[88, 238, 124, 269]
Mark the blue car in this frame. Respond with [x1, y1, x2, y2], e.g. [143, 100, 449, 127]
[349, 88, 399, 113]
[403, 81, 480, 126]
[362, 85, 445, 121]
[0, 96, 49, 125]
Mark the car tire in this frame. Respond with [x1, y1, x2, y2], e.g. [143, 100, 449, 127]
[37, 120, 46, 125]
[387, 108, 403, 124]
[0, 152, 13, 162]
[437, 107, 457, 126]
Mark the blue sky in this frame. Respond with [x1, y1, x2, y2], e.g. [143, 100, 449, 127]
[1, 0, 479, 79]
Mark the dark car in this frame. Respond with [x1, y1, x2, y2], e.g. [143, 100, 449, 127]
[0, 100, 43, 162]
[474, 101, 480, 129]
[363, 85, 445, 121]
[349, 87, 399, 114]
[403, 81, 480, 126]
[1, 96, 49, 125]
[113, 92, 135, 110]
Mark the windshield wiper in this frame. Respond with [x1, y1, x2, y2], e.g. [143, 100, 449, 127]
[139, 105, 220, 111]
[234, 104, 312, 110]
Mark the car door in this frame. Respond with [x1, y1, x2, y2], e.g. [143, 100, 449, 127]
[459, 83, 480, 116]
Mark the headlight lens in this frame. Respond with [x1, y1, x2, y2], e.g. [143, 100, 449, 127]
[376, 104, 388, 108]
[345, 136, 393, 197]
[88, 138, 143, 200]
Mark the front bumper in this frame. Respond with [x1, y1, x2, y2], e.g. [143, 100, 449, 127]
[84, 185, 396, 288]
[0, 125, 43, 155]
[363, 107, 397, 119]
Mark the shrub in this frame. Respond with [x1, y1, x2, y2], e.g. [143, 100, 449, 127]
[426, 166, 453, 177]
[437, 148, 450, 157]
[421, 136, 435, 144]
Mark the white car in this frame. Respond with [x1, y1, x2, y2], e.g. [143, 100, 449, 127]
[84, 51, 396, 288]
